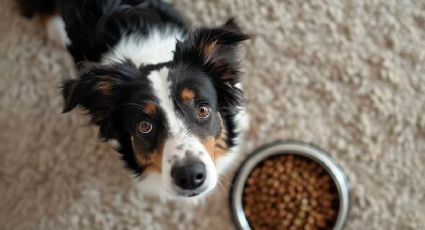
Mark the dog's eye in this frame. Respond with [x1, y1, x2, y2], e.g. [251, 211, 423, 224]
[138, 120, 152, 133]
[197, 105, 210, 119]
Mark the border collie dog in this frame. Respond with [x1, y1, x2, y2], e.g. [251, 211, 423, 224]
[19, 0, 249, 198]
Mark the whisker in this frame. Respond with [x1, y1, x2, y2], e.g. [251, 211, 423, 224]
[219, 174, 234, 187]
[216, 179, 225, 191]
[216, 175, 233, 189]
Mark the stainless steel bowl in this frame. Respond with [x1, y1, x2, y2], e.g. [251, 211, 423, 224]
[230, 141, 350, 230]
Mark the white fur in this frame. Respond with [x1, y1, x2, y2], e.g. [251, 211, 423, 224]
[46, 15, 70, 47]
[102, 28, 184, 66]
[108, 139, 121, 149]
[147, 68, 187, 135]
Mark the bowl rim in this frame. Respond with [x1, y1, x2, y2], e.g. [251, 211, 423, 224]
[229, 140, 350, 230]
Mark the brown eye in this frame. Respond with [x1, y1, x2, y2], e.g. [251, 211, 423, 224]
[197, 105, 210, 119]
[138, 120, 152, 133]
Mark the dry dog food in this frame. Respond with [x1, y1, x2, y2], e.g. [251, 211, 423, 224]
[243, 155, 339, 230]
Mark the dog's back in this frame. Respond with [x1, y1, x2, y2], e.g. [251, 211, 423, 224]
[19, 0, 188, 64]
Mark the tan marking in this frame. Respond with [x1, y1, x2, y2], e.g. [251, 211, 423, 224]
[131, 136, 163, 174]
[181, 88, 195, 101]
[41, 15, 53, 28]
[201, 137, 216, 159]
[135, 151, 162, 173]
[200, 40, 218, 62]
[135, 154, 162, 173]
[204, 40, 217, 56]
[200, 114, 229, 160]
[95, 81, 112, 95]
[214, 119, 229, 159]
[143, 102, 156, 115]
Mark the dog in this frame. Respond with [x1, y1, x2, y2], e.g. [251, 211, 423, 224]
[19, 0, 249, 199]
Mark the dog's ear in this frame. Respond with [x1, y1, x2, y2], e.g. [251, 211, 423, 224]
[61, 63, 122, 139]
[174, 18, 250, 107]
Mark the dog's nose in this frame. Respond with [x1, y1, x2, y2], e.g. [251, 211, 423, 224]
[171, 161, 206, 190]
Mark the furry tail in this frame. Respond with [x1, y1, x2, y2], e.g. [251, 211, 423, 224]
[18, 0, 57, 18]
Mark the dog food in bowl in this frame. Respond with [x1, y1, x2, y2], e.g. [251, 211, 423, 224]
[243, 155, 339, 230]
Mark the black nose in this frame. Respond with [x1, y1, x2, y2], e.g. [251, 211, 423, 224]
[171, 161, 206, 190]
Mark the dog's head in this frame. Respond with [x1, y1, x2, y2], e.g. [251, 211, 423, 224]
[62, 19, 249, 198]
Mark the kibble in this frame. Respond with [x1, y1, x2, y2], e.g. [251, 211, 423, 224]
[243, 155, 339, 230]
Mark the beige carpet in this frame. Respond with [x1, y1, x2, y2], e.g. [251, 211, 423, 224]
[1, 0, 425, 229]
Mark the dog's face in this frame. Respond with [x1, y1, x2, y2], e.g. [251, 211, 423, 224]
[62, 19, 248, 198]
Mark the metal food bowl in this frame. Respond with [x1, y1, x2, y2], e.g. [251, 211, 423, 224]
[230, 141, 350, 230]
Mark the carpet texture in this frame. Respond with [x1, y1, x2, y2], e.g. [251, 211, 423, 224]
[1, 0, 424, 229]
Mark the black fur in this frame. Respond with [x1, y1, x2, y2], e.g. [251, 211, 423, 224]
[169, 65, 222, 142]
[61, 0, 188, 63]
[172, 19, 249, 147]
[18, 0, 57, 18]
[62, 59, 174, 174]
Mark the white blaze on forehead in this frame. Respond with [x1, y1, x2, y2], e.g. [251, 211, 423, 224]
[147, 68, 188, 136]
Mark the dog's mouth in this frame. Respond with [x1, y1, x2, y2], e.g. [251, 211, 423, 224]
[179, 191, 202, 197]
[172, 185, 210, 198]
